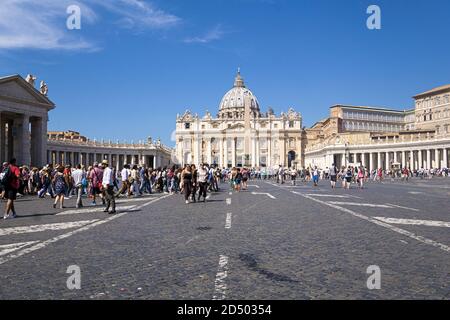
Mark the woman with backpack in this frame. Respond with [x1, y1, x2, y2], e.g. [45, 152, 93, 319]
[344, 166, 353, 190]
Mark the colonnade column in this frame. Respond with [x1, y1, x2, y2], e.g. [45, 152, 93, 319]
[219, 138, 223, 168]
[443, 148, 448, 168]
[369, 153, 374, 172]
[401, 151, 406, 168]
[409, 150, 414, 170]
[426, 149, 431, 170]
[377, 152, 381, 170]
[223, 138, 228, 168]
[385, 152, 389, 170]
[434, 149, 439, 168]
[418, 150, 423, 169]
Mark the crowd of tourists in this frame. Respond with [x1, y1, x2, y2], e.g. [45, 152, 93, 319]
[1, 156, 449, 219]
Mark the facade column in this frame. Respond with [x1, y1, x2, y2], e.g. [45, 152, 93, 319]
[207, 138, 212, 165]
[218, 137, 223, 168]
[401, 151, 406, 168]
[394, 151, 398, 164]
[280, 137, 286, 167]
[256, 137, 260, 168]
[223, 138, 228, 168]
[251, 138, 256, 167]
[443, 148, 448, 168]
[267, 138, 272, 168]
[409, 150, 414, 170]
[377, 152, 381, 170]
[434, 149, 439, 168]
[385, 152, 389, 170]
[426, 149, 431, 170]
[361, 152, 366, 168]
[369, 153, 374, 172]
[231, 138, 236, 167]
[14, 114, 31, 166]
[418, 150, 423, 169]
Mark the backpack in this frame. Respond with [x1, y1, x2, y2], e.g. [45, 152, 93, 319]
[0, 166, 11, 186]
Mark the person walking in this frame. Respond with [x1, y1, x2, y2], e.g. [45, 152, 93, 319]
[101, 160, 116, 214]
[181, 164, 193, 204]
[197, 163, 208, 202]
[330, 163, 337, 189]
[72, 164, 85, 208]
[2, 159, 21, 219]
[89, 162, 105, 205]
[115, 164, 131, 198]
[52, 165, 67, 209]
[312, 166, 320, 187]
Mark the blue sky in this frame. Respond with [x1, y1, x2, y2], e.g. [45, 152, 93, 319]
[1, 0, 450, 146]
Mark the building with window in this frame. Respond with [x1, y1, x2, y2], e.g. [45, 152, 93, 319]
[304, 84, 450, 170]
[175, 71, 303, 168]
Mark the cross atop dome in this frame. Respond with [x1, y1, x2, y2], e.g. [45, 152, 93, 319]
[234, 67, 245, 88]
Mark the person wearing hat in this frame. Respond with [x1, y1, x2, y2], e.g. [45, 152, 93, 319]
[101, 160, 116, 214]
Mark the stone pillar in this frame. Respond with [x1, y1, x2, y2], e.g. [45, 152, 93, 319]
[434, 149, 439, 169]
[219, 137, 223, 168]
[231, 138, 236, 167]
[443, 148, 448, 168]
[256, 137, 260, 168]
[251, 138, 256, 167]
[207, 138, 212, 165]
[385, 152, 389, 170]
[342, 152, 347, 167]
[426, 149, 431, 169]
[394, 151, 398, 164]
[417, 150, 424, 169]
[13, 114, 31, 166]
[377, 152, 381, 170]
[280, 137, 286, 167]
[369, 153, 374, 172]
[361, 153, 366, 168]
[409, 150, 414, 170]
[402, 151, 406, 168]
[223, 138, 228, 168]
[268, 138, 272, 168]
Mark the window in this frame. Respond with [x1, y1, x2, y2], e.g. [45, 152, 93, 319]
[288, 121, 294, 128]
[184, 123, 190, 129]
[201, 125, 205, 130]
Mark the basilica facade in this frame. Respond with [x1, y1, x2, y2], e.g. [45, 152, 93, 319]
[175, 71, 304, 168]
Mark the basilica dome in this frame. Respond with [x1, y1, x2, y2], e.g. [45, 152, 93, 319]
[218, 70, 260, 118]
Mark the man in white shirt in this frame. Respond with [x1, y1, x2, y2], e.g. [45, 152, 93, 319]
[72, 164, 85, 208]
[101, 160, 116, 214]
[115, 164, 131, 198]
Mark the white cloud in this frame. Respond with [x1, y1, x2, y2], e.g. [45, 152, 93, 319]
[184, 24, 226, 44]
[94, 0, 180, 29]
[0, 0, 180, 50]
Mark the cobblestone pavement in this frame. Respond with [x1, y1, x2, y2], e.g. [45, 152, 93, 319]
[0, 178, 449, 299]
